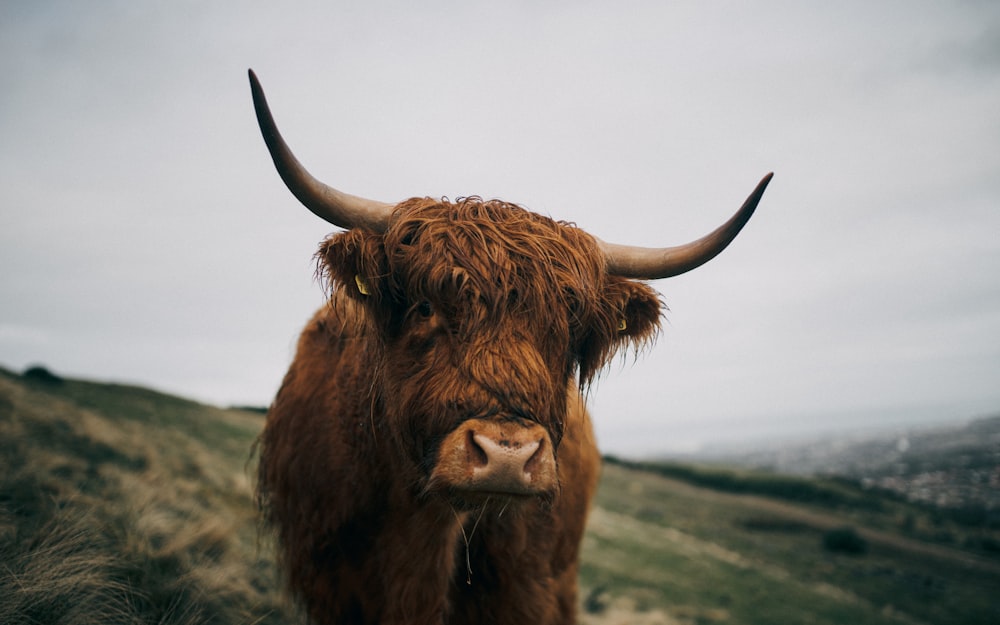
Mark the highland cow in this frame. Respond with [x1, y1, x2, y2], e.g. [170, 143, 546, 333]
[249, 69, 771, 625]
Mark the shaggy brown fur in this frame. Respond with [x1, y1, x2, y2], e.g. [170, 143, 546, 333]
[256, 197, 661, 625]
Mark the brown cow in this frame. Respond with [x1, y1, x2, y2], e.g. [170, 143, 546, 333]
[249, 69, 771, 625]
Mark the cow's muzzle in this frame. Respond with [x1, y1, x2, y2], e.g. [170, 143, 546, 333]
[428, 419, 557, 497]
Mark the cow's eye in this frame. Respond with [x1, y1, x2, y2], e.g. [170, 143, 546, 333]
[417, 300, 434, 318]
[507, 288, 520, 307]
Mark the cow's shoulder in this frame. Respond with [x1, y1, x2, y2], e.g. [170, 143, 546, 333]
[274, 288, 378, 430]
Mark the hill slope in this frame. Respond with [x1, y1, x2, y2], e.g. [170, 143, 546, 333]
[2, 366, 998, 624]
[0, 366, 295, 625]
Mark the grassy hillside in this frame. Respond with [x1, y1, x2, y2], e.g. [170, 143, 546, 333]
[0, 366, 296, 625]
[583, 462, 999, 625]
[2, 366, 998, 624]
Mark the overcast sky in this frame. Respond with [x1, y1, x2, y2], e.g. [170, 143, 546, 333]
[2, 1, 998, 455]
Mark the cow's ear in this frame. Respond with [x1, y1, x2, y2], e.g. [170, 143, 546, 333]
[609, 278, 661, 345]
[578, 277, 661, 384]
[317, 230, 389, 302]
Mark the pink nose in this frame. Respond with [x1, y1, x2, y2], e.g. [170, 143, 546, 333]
[430, 419, 557, 496]
[469, 432, 543, 491]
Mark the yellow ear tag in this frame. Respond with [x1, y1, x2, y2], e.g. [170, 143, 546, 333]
[354, 274, 371, 296]
[617, 318, 627, 332]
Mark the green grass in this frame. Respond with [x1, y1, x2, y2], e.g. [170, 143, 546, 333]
[605, 455, 1000, 559]
[581, 462, 1000, 625]
[604, 455, 888, 511]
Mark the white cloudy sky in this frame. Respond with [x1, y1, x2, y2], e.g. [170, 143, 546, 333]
[2, 1, 998, 454]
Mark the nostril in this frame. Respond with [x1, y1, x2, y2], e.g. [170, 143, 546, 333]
[466, 429, 489, 467]
[522, 438, 545, 475]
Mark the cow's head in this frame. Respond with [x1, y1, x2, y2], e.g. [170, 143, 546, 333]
[249, 70, 771, 508]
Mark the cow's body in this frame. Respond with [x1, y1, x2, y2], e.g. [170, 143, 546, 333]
[247, 70, 771, 625]
[263, 293, 600, 624]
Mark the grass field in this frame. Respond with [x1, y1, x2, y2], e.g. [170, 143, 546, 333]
[582, 462, 999, 624]
[1, 366, 997, 624]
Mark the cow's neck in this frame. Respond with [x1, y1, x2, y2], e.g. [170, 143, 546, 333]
[366, 488, 464, 624]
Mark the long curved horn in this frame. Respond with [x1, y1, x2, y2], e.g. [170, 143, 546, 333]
[598, 173, 773, 279]
[248, 69, 394, 232]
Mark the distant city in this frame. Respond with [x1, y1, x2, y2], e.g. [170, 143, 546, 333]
[685, 414, 1000, 512]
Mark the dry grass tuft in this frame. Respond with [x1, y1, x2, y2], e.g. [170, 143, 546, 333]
[0, 501, 135, 625]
